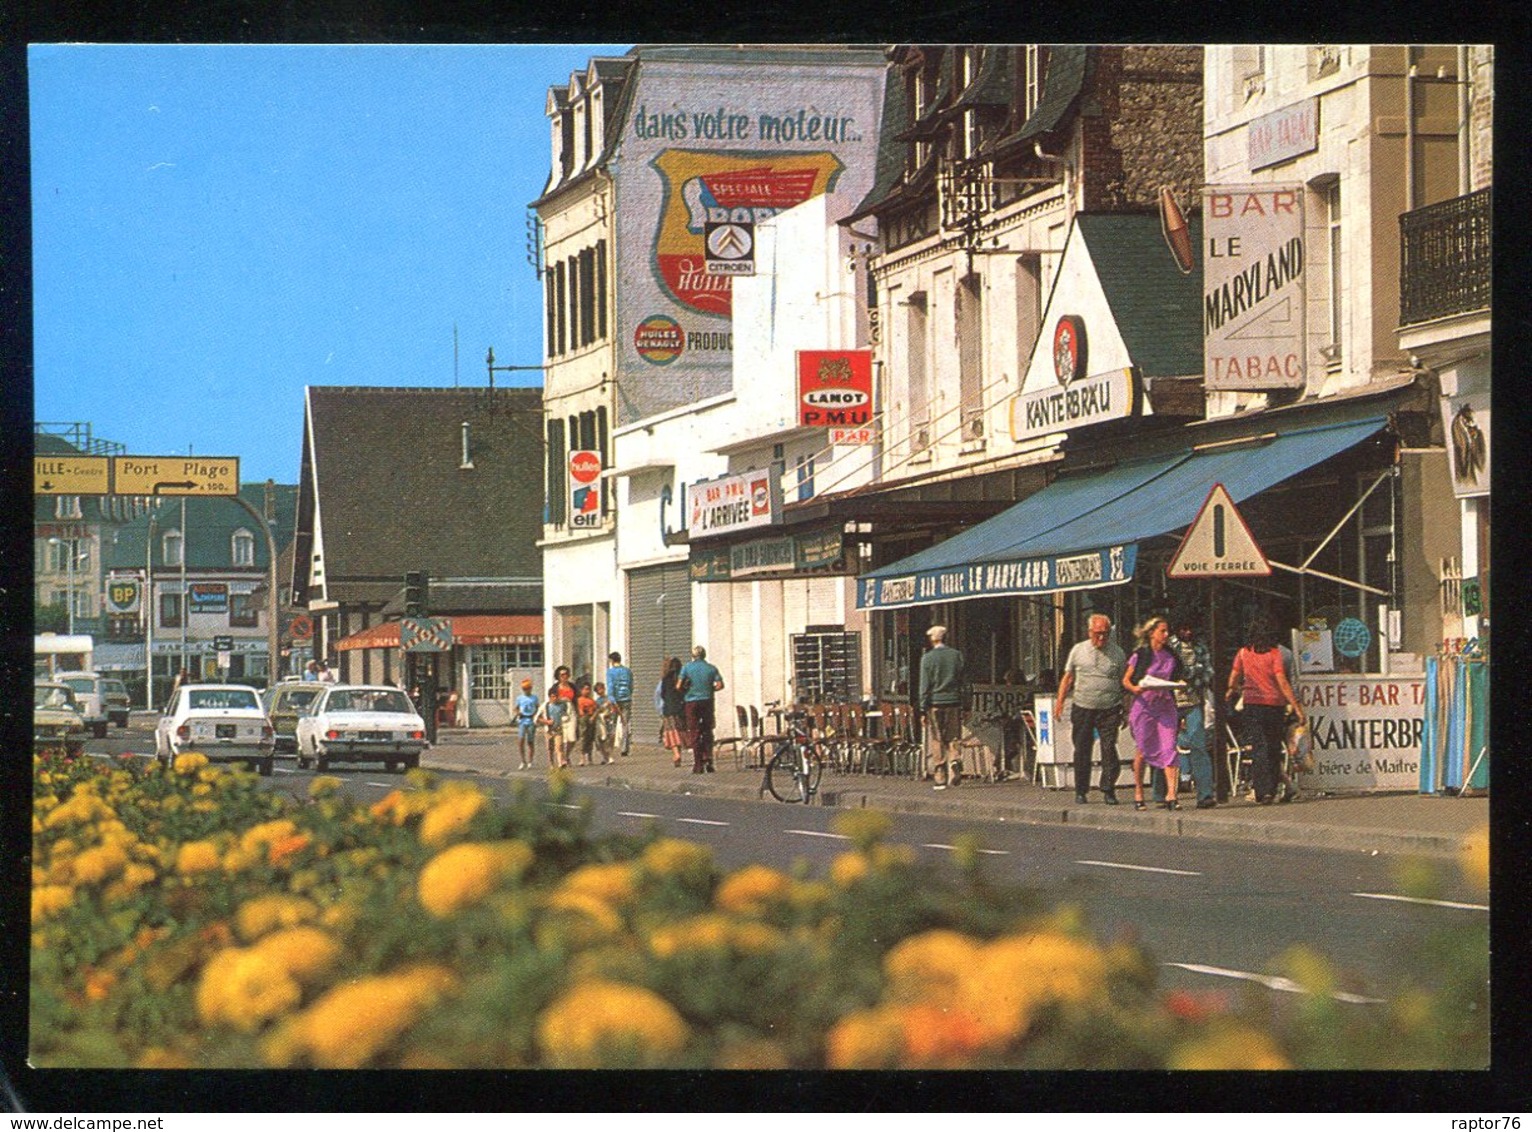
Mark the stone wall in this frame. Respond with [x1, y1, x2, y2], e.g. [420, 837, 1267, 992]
[1079, 45, 1205, 212]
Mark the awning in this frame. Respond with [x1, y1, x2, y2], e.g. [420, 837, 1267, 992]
[335, 615, 543, 651]
[856, 416, 1387, 610]
[91, 642, 147, 672]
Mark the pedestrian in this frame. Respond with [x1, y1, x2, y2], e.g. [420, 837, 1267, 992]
[513, 678, 540, 770]
[317, 660, 337, 684]
[604, 651, 634, 757]
[1055, 613, 1128, 805]
[658, 656, 688, 767]
[302, 660, 319, 683]
[1161, 612, 1216, 809]
[592, 681, 616, 765]
[1123, 615, 1186, 811]
[679, 645, 725, 774]
[918, 625, 966, 790]
[574, 682, 599, 766]
[541, 665, 577, 769]
[1225, 615, 1307, 805]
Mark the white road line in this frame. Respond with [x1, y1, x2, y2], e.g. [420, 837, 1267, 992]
[1076, 859, 1202, 876]
[365, 781, 392, 788]
[783, 829, 850, 840]
[617, 811, 661, 819]
[1165, 961, 1385, 1004]
[1351, 891, 1489, 912]
[544, 802, 583, 811]
[921, 843, 1010, 855]
[677, 818, 730, 827]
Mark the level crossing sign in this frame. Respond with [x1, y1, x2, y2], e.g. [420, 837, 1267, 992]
[1166, 483, 1272, 578]
[401, 617, 454, 652]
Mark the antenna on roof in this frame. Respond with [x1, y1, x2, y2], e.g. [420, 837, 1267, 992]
[454, 324, 459, 387]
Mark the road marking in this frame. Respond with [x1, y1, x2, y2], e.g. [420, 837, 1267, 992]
[677, 818, 730, 827]
[274, 768, 296, 775]
[365, 781, 393, 788]
[921, 843, 1010, 855]
[1076, 859, 1202, 876]
[1351, 891, 1489, 912]
[1165, 961, 1385, 1004]
[617, 811, 661, 819]
[783, 829, 849, 840]
[544, 802, 583, 811]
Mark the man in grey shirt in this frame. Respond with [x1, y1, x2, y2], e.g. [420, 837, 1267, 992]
[918, 624, 966, 790]
[1055, 613, 1127, 805]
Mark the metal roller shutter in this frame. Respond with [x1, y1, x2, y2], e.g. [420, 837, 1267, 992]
[626, 562, 693, 748]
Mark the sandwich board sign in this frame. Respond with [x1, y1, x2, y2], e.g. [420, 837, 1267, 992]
[1167, 483, 1271, 578]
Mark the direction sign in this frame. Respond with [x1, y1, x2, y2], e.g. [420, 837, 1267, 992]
[400, 616, 454, 653]
[35, 456, 110, 495]
[112, 456, 240, 496]
[1167, 483, 1271, 578]
[213, 635, 234, 653]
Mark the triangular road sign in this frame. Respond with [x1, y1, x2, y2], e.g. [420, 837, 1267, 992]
[1167, 483, 1271, 578]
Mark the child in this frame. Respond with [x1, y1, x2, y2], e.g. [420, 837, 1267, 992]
[593, 681, 616, 765]
[538, 686, 570, 769]
[574, 682, 599, 766]
[514, 678, 539, 769]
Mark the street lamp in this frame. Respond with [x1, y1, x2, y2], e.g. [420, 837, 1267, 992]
[47, 536, 77, 635]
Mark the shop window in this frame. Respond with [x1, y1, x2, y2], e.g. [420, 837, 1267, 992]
[229, 591, 258, 628]
[793, 627, 862, 704]
[470, 643, 545, 706]
[557, 606, 595, 685]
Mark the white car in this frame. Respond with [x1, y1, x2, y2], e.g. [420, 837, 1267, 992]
[56, 671, 111, 738]
[154, 683, 275, 775]
[295, 684, 428, 773]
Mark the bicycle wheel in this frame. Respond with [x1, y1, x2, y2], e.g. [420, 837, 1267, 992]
[765, 742, 804, 802]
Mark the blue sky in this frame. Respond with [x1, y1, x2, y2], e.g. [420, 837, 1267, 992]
[29, 43, 628, 485]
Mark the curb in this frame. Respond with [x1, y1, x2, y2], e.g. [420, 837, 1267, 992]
[422, 756, 1473, 859]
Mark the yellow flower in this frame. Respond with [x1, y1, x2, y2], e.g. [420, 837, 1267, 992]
[825, 1005, 906, 1069]
[557, 862, 638, 908]
[252, 927, 342, 986]
[883, 929, 984, 1007]
[539, 891, 626, 948]
[190, 782, 213, 797]
[236, 894, 321, 942]
[639, 837, 713, 883]
[536, 980, 689, 1068]
[31, 885, 75, 922]
[1460, 824, 1489, 892]
[829, 850, 871, 888]
[647, 913, 782, 959]
[264, 966, 456, 1068]
[103, 862, 158, 903]
[418, 787, 489, 847]
[195, 946, 302, 1032]
[267, 833, 312, 867]
[240, 819, 299, 854]
[1168, 1022, 1292, 1069]
[175, 840, 222, 876]
[69, 842, 129, 885]
[417, 841, 533, 918]
[173, 752, 210, 774]
[43, 792, 112, 828]
[960, 931, 1106, 1042]
[308, 776, 343, 797]
[830, 808, 893, 850]
[714, 863, 794, 917]
[898, 1000, 998, 1067]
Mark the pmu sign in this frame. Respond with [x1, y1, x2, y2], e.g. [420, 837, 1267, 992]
[797, 349, 873, 428]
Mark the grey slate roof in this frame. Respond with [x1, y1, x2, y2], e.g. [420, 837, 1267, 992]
[1075, 212, 1205, 379]
[295, 386, 544, 606]
[102, 484, 298, 572]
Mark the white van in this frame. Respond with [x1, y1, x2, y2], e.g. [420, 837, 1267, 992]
[56, 671, 110, 738]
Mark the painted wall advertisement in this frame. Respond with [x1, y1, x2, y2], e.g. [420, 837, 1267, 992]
[1202, 184, 1306, 391]
[614, 58, 885, 422]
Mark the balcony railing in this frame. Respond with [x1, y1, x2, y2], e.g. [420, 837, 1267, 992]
[1399, 187, 1491, 327]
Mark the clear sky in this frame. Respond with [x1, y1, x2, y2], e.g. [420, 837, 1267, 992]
[29, 42, 628, 485]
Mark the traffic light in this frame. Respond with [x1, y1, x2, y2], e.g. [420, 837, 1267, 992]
[404, 571, 429, 617]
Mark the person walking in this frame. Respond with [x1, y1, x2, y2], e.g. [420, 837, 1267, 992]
[657, 656, 688, 767]
[541, 665, 577, 769]
[918, 625, 966, 790]
[317, 660, 337, 684]
[1123, 616, 1186, 811]
[604, 651, 634, 757]
[573, 682, 600, 766]
[1166, 612, 1217, 808]
[1055, 613, 1128, 805]
[1225, 615, 1306, 805]
[301, 660, 319, 683]
[592, 680, 617, 765]
[679, 645, 725, 774]
[513, 678, 540, 770]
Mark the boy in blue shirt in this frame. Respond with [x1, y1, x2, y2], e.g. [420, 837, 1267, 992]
[513, 678, 540, 770]
[604, 651, 634, 757]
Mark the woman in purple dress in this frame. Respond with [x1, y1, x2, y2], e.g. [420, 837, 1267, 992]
[1123, 616, 1186, 810]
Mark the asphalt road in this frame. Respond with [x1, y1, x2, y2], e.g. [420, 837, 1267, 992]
[83, 724, 1488, 1006]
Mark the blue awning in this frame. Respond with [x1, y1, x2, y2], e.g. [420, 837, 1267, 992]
[856, 416, 1387, 610]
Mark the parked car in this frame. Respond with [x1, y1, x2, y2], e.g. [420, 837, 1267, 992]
[34, 681, 87, 757]
[56, 671, 111, 738]
[262, 681, 326, 754]
[295, 684, 428, 773]
[101, 677, 132, 728]
[154, 683, 275, 775]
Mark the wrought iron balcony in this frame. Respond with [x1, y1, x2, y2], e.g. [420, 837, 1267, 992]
[1399, 188, 1490, 327]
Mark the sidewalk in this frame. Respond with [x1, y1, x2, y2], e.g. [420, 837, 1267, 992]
[420, 726, 1488, 859]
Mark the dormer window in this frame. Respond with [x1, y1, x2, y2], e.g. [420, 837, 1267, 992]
[232, 528, 256, 567]
[163, 528, 183, 567]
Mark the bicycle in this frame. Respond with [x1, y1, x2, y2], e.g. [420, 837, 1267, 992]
[761, 703, 824, 803]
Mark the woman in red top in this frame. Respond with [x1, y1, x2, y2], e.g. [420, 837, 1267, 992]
[1225, 616, 1306, 804]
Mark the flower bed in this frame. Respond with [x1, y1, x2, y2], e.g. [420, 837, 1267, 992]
[30, 751, 1488, 1069]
